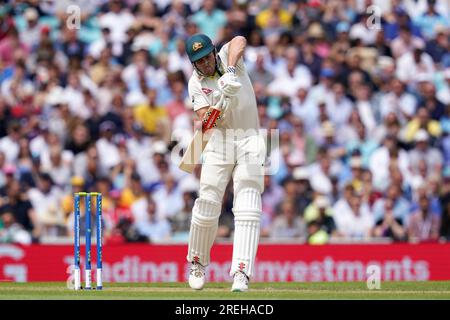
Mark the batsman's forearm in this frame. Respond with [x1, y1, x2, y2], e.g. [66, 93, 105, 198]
[196, 107, 208, 120]
[227, 36, 247, 67]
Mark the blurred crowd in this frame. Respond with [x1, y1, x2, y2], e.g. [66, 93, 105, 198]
[0, 0, 449, 245]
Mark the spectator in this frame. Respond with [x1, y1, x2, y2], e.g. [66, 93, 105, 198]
[369, 134, 411, 191]
[152, 174, 183, 220]
[0, 208, 32, 244]
[133, 87, 168, 136]
[326, 82, 353, 129]
[309, 146, 342, 197]
[407, 193, 441, 241]
[267, 46, 312, 98]
[255, 0, 292, 30]
[440, 176, 450, 240]
[345, 118, 379, 168]
[402, 107, 442, 143]
[413, 0, 448, 40]
[19, 8, 42, 50]
[307, 220, 330, 244]
[27, 172, 65, 237]
[349, 13, 378, 45]
[436, 69, 450, 105]
[96, 121, 121, 171]
[166, 80, 188, 123]
[290, 86, 319, 133]
[417, 82, 446, 120]
[1, 63, 34, 113]
[61, 26, 86, 63]
[379, 78, 417, 124]
[62, 176, 85, 220]
[270, 200, 306, 239]
[425, 26, 449, 64]
[334, 192, 374, 239]
[372, 184, 411, 226]
[248, 52, 275, 88]
[98, 0, 135, 57]
[304, 196, 337, 237]
[0, 179, 37, 241]
[171, 189, 196, 239]
[134, 194, 171, 242]
[396, 44, 435, 85]
[126, 172, 148, 221]
[41, 145, 73, 187]
[0, 27, 29, 68]
[103, 188, 133, 240]
[261, 174, 284, 232]
[408, 129, 443, 175]
[391, 25, 425, 59]
[372, 198, 407, 241]
[289, 117, 317, 165]
[191, 0, 226, 42]
[361, 169, 383, 207]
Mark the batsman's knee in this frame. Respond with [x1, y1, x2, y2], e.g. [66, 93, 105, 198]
[198, 183, 224, 204]
[191, 198, 222, 227]
[232, 184, 262, 219]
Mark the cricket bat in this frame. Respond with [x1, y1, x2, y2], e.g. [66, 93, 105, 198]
[178, 95, 225, 173]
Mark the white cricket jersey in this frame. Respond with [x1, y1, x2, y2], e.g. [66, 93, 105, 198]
[187, 43, 260, 132]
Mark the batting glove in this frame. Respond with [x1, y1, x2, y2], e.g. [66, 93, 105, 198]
[217, 66, 241, 97]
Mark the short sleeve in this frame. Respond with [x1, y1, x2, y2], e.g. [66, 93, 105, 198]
[188, 78, 210, 111]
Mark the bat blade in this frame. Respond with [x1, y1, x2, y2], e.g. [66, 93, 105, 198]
[178, 129, 204, 173]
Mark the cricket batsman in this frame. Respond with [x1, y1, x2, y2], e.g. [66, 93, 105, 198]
[184, 34, 265, 292]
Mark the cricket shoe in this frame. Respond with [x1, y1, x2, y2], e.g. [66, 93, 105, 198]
[189, 260, 206, 290]
[231, 271, 249, 292]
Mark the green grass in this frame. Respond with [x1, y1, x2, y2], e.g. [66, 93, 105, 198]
[0, 281, 450, 300]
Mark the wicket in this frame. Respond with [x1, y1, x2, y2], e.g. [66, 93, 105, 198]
[73, 192, 103, 290]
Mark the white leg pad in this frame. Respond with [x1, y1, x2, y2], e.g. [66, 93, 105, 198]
[186, 198, 222, 266]
[230, 187, 262, 278]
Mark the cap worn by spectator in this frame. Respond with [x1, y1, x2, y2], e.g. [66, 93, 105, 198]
[350, 157, 363, 169]
[132, 123, 145, 133]
[179, 179, 199, 194]
[70, 176, 85, 187]
[384, 132, 398, 142]
[40, 25, 51, 35]
[320, 68, 335, 78]
[110, 189, 121, 199]
[132, 38, 151, 52]
[321, 121, 335, 137]
[24, 8, 38, 21]
[435, 24, 447, 35]
[315, 195, 330, 209]
[293, 166, 309, 181]
[416, 73, 432, 83]
[414, 129, 429, 142]
[444, 68, 450, 80]
[287, 152, 303, 167]
[3, 165, 16, 175]
[308, 23, 325, 39]
[130, 172, 142, 182]
[152, 141, 168, 155]
[40, 172, 54, 184]
[413, 41, 425, 51]
[100, 121, 116, 132]
[443, 166, 450, 179]
[377, 56, 395, 69]
[336, 21, 350, 34]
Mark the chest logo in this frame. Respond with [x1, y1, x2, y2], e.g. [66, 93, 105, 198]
[201, 88, 213, 95]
